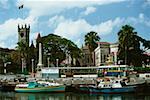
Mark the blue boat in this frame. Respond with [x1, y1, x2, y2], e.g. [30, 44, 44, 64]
[76, 78, 136, 94]
[15, 81, 65, 93]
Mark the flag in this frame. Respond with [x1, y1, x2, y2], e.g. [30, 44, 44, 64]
[19, 5, 23, 9]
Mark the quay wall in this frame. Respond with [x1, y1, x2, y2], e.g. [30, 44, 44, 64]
[0, 75, 16, 80]
[0, 74, 96, 85]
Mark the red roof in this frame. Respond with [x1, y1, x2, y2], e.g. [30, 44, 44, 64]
[97, 42, 110, 44]
[143, 53, 150, 56]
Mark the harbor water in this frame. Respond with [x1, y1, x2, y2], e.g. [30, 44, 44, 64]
[0, 92, 150, 100]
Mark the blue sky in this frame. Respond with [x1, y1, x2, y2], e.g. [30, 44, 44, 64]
[0, 0, 150, 49]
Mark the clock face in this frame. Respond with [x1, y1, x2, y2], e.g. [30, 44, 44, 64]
[20, 32, 24, 37]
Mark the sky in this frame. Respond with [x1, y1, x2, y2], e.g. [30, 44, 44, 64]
[0, 0, 150, 49]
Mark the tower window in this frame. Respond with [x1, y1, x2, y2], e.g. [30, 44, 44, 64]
[20, 32, 24, 37]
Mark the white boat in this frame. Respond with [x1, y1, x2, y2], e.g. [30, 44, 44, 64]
[76, 78, 136, 94]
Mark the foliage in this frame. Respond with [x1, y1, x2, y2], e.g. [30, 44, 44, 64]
[10, 51, 21, 73]
[17, 41, 29, 58]
[0, 51, 12, 73]
[84, 31, 100, 65]
[85, 31, 100, 52]
[15, 41, 31, 72]
[136, 35, 150, 50]
[40, 34, 81, 66]
[118, 25, 143, 66]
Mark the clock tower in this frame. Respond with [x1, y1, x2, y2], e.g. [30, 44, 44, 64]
[18, 24, 30, 46]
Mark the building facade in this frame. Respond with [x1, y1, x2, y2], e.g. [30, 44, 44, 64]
[80, 45, 94, 66]
[18, 24, 30, 46]
[95, 42, 110, 66]
[110, 43, 119, 65]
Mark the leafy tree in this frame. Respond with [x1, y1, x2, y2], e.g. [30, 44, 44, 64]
[10, 41, 36, 73]
[40, 34, 81, 67]
[28, 41, 37, 72]
[84, 31, 100, 66]
[10, 51, 21, 73]
[16, 41, 30, 72]
[0, 51, 12, 73]
[137, 35, 150, 50]
[137, 35, 150, 66]
[118, 25, 142, 66]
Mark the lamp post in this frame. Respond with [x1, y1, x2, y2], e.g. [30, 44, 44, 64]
[21, 58, 24, 73]
[4, 62, 11, 74]
[31, 59, 34, 74]
[56, 59, 59, 67]
[47, 57, 50, 68]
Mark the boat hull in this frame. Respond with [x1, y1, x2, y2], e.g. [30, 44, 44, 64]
[77, 86, 136, 94]
[15, 85, 66, 93]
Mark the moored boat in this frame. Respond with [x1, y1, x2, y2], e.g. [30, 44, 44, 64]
[1, 82, 16, 91]
[15, 81, 65, 93]
[76, 78, 136, 94]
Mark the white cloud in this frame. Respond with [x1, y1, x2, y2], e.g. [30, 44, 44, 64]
[48, 15, 65, 28]
[17, 0, 126, 17]
[75, 38, 82, 47]
[0, 15, 37, 48]
[126, 13, 150, 27]
[83, 6, 96, 15]
[139, 13, 144, 19]
[54, 17, 124, 40]
[0, 40, 16, 49]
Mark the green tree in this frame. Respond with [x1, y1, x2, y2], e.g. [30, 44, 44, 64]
[137, 35, 150, 50]
[137, 35, 150, 66]
[118, 25, 142, 66]
[16, 41, 30, 72]
[84, 31, 100, 66]
[0, 51, 12, 73]
[28, 41, 37, 72]
[41, 34, 81, 67]
[9, 51, 20, 73]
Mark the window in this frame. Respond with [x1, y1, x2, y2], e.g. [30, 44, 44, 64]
[20, 32, 24, 37]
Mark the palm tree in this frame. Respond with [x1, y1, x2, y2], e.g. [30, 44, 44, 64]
[118, 25, 142, 66]
[17, 41, 29, 72]
[84, 31, 100, 66]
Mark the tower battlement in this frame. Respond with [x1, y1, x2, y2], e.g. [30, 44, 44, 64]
[18, 24, 30, 31]
[18, 24, 30, 47]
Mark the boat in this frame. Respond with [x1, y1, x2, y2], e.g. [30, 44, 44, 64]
[1, 82, 16, 91]
[76, 78, 136, 94]
[0, 77, 27, 91]
[15, 81, 66, 93]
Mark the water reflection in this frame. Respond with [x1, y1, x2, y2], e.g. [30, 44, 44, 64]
[0, 91, 150, 100]
[15, 93, 65, 100]
[0, 91, 16, 100]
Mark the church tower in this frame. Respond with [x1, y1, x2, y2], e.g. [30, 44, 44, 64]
[18, 24, 30, 46]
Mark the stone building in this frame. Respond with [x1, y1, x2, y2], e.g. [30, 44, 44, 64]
[94, 42, 119, 66]
[18, 24, 30, 46]
[110, 43, 119, 65]
[94, 42, 110, 66]
[80, 45, 94, 66]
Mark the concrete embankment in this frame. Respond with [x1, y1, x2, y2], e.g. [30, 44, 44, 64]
[53, 78, 96, 85]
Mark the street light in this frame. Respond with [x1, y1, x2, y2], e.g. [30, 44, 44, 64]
[31, 59, 34, 74]
[47, 57, 50, 68]
[21, 58, 24, 73]
[56, 59, 59, 67]
[47, 53, 51, 68]
[4, 62, 11, 74]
